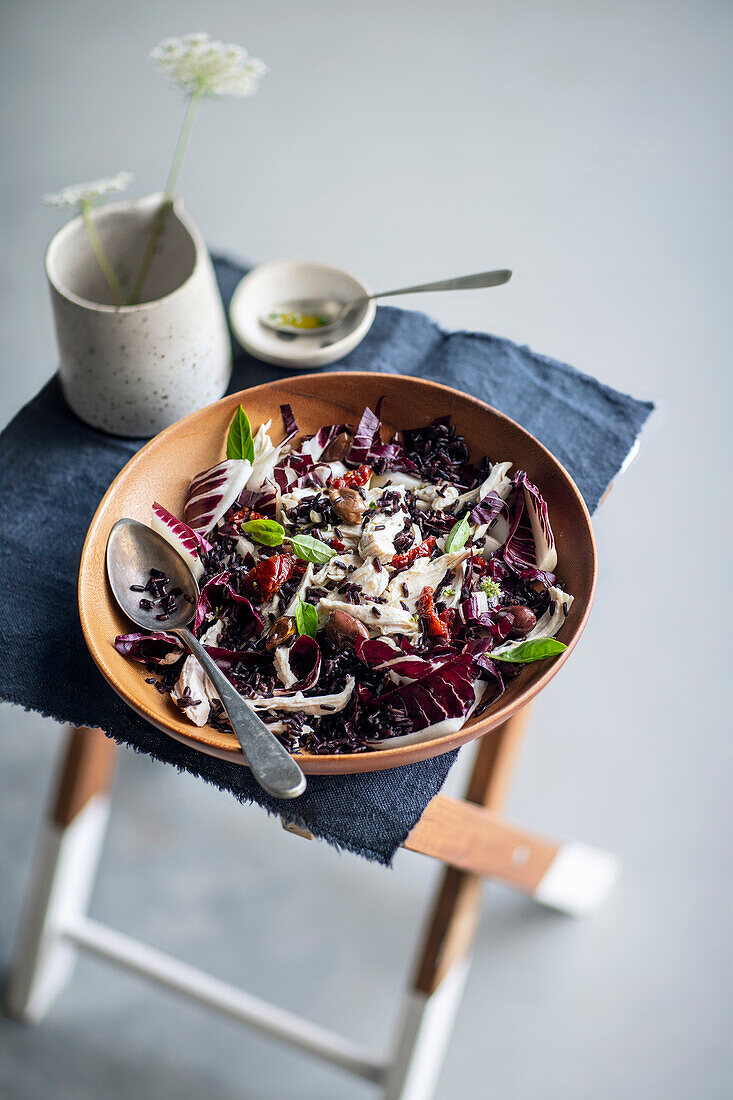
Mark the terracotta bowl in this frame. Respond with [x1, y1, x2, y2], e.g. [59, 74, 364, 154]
[79, 372, 597, 774]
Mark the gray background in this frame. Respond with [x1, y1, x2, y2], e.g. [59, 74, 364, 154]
[1, 1, 730, 1097]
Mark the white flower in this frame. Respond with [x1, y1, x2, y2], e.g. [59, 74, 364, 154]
[42, 172, 134, 209]
[150, 32, 267, 97]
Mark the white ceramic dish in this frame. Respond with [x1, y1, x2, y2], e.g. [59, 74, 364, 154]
[229, 259, 376, 369]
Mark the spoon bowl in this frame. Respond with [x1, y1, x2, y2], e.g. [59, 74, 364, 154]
[260, 298, 345, 336]
[106, 518, 306, 800]
[107, 519, 198, 630]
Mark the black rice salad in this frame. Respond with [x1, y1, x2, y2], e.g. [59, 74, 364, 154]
[115, 400, 572, 753]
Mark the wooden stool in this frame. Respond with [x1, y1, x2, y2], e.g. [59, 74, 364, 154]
[3, 712, 617, 1098]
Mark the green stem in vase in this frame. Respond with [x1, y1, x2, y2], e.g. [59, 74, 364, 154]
[81, 202, 127, 306]
[130, 86, 204, 304]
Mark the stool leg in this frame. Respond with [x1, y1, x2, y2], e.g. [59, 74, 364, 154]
[3, 725, 116, 1023]
[383, 708, 530, 1100]
[405, 798, 619, 915]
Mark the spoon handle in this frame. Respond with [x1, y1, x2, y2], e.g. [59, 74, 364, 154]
[369, 268, 512, 301]
[174, 627, 306, 800]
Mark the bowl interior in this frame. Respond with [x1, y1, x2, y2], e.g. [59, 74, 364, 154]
[79, 372, 597, 774]
[229, 260, 376, 367]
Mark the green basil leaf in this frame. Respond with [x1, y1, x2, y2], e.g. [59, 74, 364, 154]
[290, 533, 337, 565]
[295, 598, 318, 639]
[444, 514, 471, 553]
[240, 518, 285, 547]
[226, 405, 255, 463]
[492, 638, 567, 664]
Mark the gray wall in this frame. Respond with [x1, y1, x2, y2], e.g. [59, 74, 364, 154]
[1, 2, 730, 1098]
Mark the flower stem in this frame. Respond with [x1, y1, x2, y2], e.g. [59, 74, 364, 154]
[164, 86, 204, 198]
[130, 87, 204, 304]
[82, 203, 126, 306]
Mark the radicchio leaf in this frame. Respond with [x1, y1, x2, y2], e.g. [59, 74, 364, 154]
[462, 640, 506, 703]
[469, 490, 508, 527]
[502, 491, 556, 586]
[235, 479, 279, 520]
[184, 459, 252, 535]
[345, 404, 381, 466]
[363, 652, 478, 735]
[355, 638, 459, 683]
[313, 422, 350, 454]
[513, 470, 557, 572]
[273, 450, 316, 492]
[341, 400, 419, 475]
[280, 403, 299, 438]
[114, 631, 185, 666]
[194, 571, 263, 636]
[203, 646, 267, 670]
[457, 599, 514, 640]
[371, 439, 419, 474]
[273, 422, 350, 492]
[274, 633, 321, 692]
[235, 488, 260, 511]
[354, 637, 401, 667]
[151, 502, 211, 581]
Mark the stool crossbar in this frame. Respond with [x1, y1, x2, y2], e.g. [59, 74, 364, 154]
[3, 708, 619, 1099]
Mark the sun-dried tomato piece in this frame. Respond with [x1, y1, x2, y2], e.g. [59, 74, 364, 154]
[243, 553, 296, 601]
[418, 585, 449, 638]
[438, 606, 456, 638]
[390, 536, 436, 571]
[231, 508, 266, 526]
[328, 464, 372, 490]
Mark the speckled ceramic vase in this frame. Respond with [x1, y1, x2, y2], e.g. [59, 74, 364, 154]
[45, 192, 232, 437]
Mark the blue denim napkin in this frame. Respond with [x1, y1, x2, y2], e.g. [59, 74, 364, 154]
[0, 256, 653, 864]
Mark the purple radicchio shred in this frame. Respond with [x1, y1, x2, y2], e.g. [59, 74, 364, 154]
[114, 631, 185, 666]
[280, 402, 299, 438]
[469, 491, 508, 526]
[502, 490, 556, 587]
[272, 634, 321, 693]
[194, 571, 263, 635]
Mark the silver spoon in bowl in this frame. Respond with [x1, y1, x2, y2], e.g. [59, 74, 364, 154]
[106, 518, 306, 801]
[259, 268, 512, 336]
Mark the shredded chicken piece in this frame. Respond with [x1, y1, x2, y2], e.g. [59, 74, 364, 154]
[359, 507, 408, 562]
[247, 677, 355, 715]
[349, 556, 391, 597]
[383, 550, 469, 610]
[273, 644, 297, 689]
[172, 620, 223, 726]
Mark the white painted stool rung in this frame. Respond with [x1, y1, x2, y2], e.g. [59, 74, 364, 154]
[59, 912, 386, 1083]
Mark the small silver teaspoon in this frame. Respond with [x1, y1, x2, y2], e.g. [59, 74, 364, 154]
[260, 268, 512, 336]
[106, 518, 306, 800]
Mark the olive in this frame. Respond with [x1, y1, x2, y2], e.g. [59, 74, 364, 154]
[264, 615, 297, 651]
[320, 431, 352, 463]
[328, 486, 366, 525]
[504, 604, 537, 638]
[325, 609, 369, 647]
